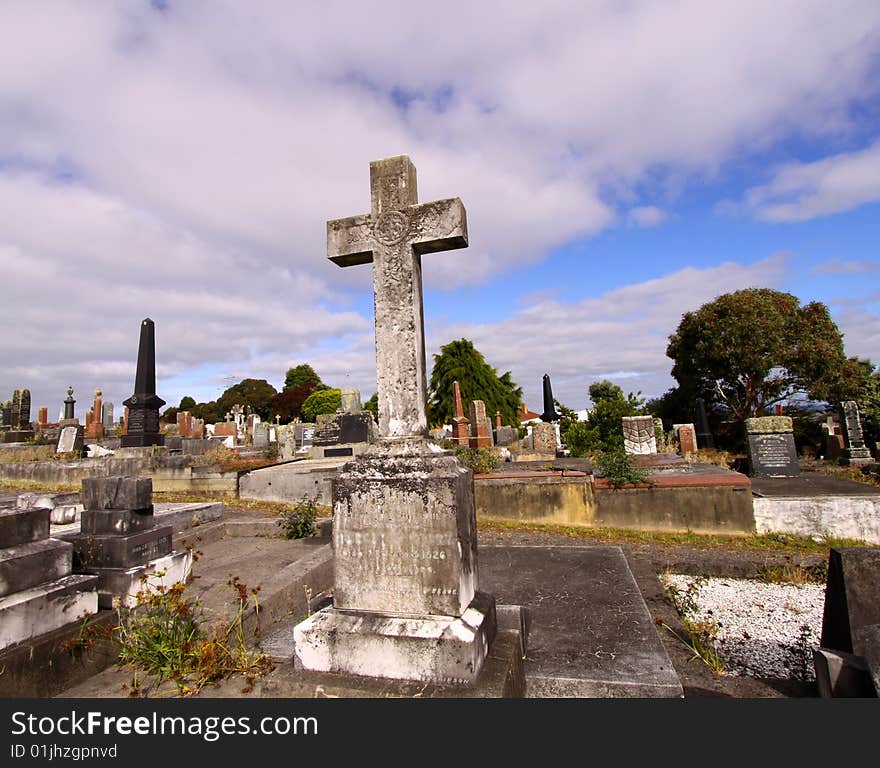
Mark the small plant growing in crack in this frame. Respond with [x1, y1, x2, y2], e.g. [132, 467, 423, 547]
[660, 574, 726, 676]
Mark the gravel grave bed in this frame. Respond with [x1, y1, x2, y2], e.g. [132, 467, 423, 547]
[662, 574, 826, 680]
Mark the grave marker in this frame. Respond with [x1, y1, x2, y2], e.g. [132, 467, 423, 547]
[623, 416, 657, 455]
[295, 155, 495, 685]
[121, 319, 165, 448]
[745, 416, 799, 477]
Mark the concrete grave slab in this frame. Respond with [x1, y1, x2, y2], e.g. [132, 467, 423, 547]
[479, 545, 683, 697]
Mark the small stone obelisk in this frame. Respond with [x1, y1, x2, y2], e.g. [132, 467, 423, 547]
[120, 318, 166, 448]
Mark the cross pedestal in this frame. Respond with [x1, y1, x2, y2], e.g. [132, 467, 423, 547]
[293, 156, 497, 684]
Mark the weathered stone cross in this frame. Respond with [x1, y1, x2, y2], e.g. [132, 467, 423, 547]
[327, 155, 468, 439]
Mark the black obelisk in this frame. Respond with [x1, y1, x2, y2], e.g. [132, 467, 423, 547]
[540, 373, 561, 422]
[121, 318, 165, 447]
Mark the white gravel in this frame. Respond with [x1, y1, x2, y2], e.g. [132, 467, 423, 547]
[662, 574, 826, 680]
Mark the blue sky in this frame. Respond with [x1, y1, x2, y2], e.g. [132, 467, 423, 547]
[1, 1, 878, 421]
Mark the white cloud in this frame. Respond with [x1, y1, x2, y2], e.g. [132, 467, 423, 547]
[626, 206, 666, 228]
[1, 2, 879, 417]
[811, 260, 880, 275]
[732, 139, 880, 222]
[426, 254, 792, 409]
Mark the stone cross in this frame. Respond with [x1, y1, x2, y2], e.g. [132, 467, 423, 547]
[327, 155, 468, 439]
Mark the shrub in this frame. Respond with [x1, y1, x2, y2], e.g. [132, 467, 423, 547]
[277, 498, 318, 539]
[593, 448, 652, 488]
[452, 445, 500, 475]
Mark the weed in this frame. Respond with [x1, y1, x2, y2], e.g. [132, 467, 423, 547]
[593, 449, 652, 488]
[661, 575, 726, 676]
[114, 574, 273, 697]
[276, 498, 318, 539]
[756, 561, 827, 585]
[452, 446, 501, 475]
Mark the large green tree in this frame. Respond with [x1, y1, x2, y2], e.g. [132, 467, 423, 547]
[269, 381, 320, 423]
[216, 379, 278, 421]
[284, 364, 323, 390]
[667, 289, 849, 421]
[427, 338, 522, 427]
[301, 388, 342, 423]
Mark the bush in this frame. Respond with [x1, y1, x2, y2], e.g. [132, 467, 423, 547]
[276, 499, 318, 539]
[300, 388, 341, 423]
[593, 448, 652, 488]
[452, 445, 500, 475]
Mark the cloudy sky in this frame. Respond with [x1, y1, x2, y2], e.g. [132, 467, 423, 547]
[2, 1, 879, 422]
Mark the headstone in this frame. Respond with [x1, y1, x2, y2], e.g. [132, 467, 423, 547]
[295, 423, 315, 450]
[822, 416, 844, 461]
[340, 388, 362, 413]
[37, 407, 48, 429]
[56, 425, 84, 455]
[469, 400, 492, 448]
[1, 401, 11, 428]
[674, 423, 697, 455]
[694, 397, 714, 449]
[814, 547, 880, 697]
[67, 476, 192, 608]
[295, 155, 495, 685]
[622, 416, 657, 455]
[839, 401, 872, 466]
[745, 416, 799, 478]
[121, 319, 166, 447]
[13, 389, 30, 429]
[102, 402, 114, 432]
[531, 422, 557, 454]
[10, 390, 22, 428]
[0, 505, 98, 650]
[495, 425, 519, 447]
[276, 424, 298, 460]
[252, 422, 270, 449]
[539, 374, 560, 422]
[310, 412, 376, 457]
[450, 380, 470, 446]
[820, 548, 880, 656]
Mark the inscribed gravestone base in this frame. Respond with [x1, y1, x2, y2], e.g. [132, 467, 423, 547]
[745, 416, 799, 478]
[294, 155, 496, 685]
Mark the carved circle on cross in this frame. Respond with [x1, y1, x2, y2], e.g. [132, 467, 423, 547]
[374, 210, 410, 245]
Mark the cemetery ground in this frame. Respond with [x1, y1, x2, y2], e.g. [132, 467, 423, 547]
[2, 469, 872, 700]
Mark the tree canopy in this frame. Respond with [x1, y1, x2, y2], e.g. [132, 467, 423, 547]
[427, 338, 522, 427]
[269, 380, 320, 423]
[284, 364, 323, 390]
[178, 395, 196, 411]
[216, 379, 278, 421]
[561, 380, 645, 455]
[301, 388, 341, 423]
[666, 289, 850, 421]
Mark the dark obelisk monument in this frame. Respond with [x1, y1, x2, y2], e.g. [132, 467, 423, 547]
[121, 318, 165, 448]
[540, 373, 561, 422]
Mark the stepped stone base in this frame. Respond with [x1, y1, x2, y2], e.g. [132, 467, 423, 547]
[0, 538, 72, 597]
[93, 550, 194, 609]
[294, 591, 497, 685]
[0, 574, 98, 650]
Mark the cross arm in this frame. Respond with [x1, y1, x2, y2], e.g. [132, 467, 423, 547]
[327, 213, 374, 267]
[410, 198, 468, 255]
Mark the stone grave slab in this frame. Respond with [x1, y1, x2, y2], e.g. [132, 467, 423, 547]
[56, 425, 83, 454]
[479, 545, 683, 697]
